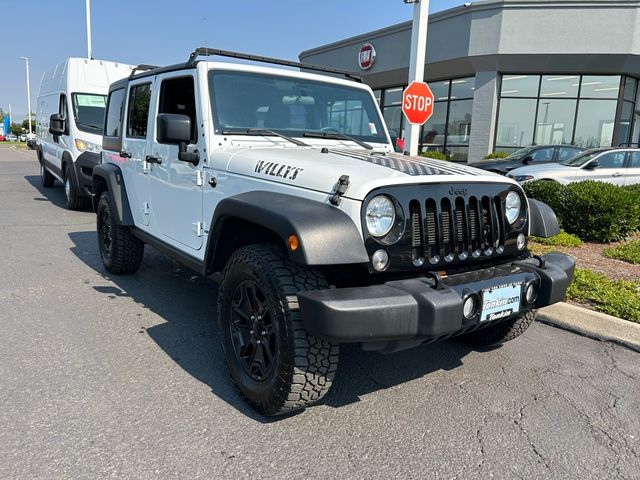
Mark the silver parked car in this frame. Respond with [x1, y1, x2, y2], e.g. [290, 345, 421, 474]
[508, 148, 640, 186]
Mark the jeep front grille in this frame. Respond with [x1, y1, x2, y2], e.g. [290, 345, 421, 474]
[411, 194, 505, 265]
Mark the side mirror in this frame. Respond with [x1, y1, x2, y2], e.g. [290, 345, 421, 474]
[523, 155, 533, 164]
[156, 113, 199, 165]
[49, 113, 66, 136]
[584, 161, 600, 170]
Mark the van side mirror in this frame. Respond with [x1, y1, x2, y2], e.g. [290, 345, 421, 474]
[49, 113, 66, 136]
[156, 113, 199, 165]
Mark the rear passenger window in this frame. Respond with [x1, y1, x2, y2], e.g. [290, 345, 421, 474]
[159, 76, 197, 143]
[628, 152, 640, 168]
[105, 88, 125, 137]
[127, 83, 152, 138]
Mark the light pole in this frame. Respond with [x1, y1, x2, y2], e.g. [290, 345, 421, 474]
[86, 0, 93, 59]
[404, 0, 430, 156]
[20, 56, 32, 136]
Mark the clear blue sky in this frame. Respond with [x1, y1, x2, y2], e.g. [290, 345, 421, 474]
[0, 0, 462, 122]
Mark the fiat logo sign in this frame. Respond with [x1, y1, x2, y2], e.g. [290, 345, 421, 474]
[358, 43, 376, 70]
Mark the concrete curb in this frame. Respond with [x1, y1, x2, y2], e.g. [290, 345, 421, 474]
[537, 302, 640, 353]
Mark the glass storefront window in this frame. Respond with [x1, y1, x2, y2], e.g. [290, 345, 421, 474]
[383, 106, 403, 138]
[501, 75, 540, 97]
[623, 77, 637, 102]
[496, 98, 537, 147]
[421, 102, 447, 147]
[540, 75, 579, 98]
[573, 100, 618, 148]
[428, 80, 450, 101]
[383, 87, 403, 106]
[580, 76, 621, 99]
[535, 99, 577, 144]
[450, 77, 475, 99]
[617, 101, 634, 147]
[447, 99, 473, 145]
[373, 90, 382, 105]
[447, 146, 469, 163]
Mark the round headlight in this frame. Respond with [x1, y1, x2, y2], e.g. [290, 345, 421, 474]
[366, 195, 395, 237]
[505, 191, 522, 224]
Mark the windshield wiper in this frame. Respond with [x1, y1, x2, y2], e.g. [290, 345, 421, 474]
[221, 128, 309, 147]
[302, 131, 372, 150]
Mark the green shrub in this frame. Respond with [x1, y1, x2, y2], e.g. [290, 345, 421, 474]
[623, 183, 640, 198]
[603, 240, 640, 264]
[420, 150, 449, 161]
[530, 230, 582, 247]
[567, 268, 640, 322]
[523, 180, 565, 215]
[555, 181, 640, 242]
[484, 151, 510, 160]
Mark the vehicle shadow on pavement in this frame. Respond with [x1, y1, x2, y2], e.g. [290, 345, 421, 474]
[24, 175, 69, 210]
[68, 230, 474, 422]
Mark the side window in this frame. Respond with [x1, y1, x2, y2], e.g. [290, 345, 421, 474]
[627, 151, 640, 168]
[558, 147, 581, 161]
[127, 83, 152, 138]
[59, 94, 68, 119]
[158, 76, 197, 143]
[105, 88, 125, 137]
[595, 151, 626, 169]
[530, 147, 554, 162]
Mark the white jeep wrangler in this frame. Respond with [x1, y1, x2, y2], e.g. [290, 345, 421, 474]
[93, 48, 575, 416]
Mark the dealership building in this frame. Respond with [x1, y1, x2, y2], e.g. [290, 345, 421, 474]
[299, 0, 640, 162]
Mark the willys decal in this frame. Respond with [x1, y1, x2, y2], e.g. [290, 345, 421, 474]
[255, 160, 304, 181]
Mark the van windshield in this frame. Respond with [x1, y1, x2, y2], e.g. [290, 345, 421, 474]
[72, 93, 107, 134]
[209, 70, 387, 144]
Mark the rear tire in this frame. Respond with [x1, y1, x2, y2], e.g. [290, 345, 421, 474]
[64, 164, 83, 210]
[218, 244, 339, 416]
[96, 192, 144, 274]
[458, 310, 537, 348]
[40, 161, 55, 188]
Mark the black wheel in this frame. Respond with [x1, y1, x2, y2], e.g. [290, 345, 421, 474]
[64, 164, 83, 210]
[458, 310, 537, 348]
[218, 244, 339, 416]
[96, 191, 144, 274]
[40, 160, 55, 188]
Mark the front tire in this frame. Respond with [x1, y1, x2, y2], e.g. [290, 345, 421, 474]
[218, 244, 339, 416]
[96, 192, 144, 274]
[458, 310, 537, 348]
[40, 161, 55, 188]
[64, 164, 82, 210]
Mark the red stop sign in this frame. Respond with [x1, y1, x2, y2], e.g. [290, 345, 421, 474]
[402, 81, 434, 125]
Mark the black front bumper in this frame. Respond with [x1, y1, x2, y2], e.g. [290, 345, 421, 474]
[298, 253, 575, 347]
[71, 152, 101, 197]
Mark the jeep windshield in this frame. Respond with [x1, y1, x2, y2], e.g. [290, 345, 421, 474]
[209, 70, 387, 145]
[72, 93, 107, 134]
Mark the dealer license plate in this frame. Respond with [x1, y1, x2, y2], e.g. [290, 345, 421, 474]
[480, 283, 522, 323]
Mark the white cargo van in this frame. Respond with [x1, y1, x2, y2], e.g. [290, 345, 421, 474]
[36, 58, 134, 209]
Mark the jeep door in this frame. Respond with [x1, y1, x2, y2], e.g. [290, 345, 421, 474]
[121, 79, 155, 227]
[148, 72, 203, 250]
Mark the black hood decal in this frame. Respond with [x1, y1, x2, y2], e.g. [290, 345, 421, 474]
[329, 149, 480, 177]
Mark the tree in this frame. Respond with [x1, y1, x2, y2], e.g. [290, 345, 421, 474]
[10, 123, 23, 135]
[21, 118, 36, 132]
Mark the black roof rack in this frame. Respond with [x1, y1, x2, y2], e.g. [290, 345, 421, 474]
[129, 64, 158, 77]
[186, 47, 362, 82]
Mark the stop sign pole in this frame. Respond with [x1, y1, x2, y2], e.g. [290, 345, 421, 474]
[404, 0, 429, 156]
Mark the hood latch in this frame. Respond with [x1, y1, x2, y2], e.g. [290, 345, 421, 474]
[329, 175, 350, 206]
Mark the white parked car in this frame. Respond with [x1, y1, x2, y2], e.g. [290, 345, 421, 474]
[508, 148, 640, 186]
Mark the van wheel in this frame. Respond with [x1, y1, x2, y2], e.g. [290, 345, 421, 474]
[96, 192, 144, 274]
[458, 310, 537, 348]
[64, 164, 82, 210]
[40, 162, 55, 188]
[218, 244, 339, 416]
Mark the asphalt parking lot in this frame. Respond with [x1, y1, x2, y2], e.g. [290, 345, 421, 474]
[1, 145, 639, 480]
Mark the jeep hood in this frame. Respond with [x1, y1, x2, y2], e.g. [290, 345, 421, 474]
[216, 146, 519, 201]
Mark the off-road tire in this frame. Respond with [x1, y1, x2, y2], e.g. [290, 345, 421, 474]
[96, 192, 144, 274]
[459, 310, 537, 348]
[218, 244, 339, 416]
[64, 164, 83, 210]
[40, 162, 55, 188]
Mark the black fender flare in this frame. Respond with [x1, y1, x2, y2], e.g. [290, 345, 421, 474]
[205, 191, 369, 272]
[528, 198, 560, 238]
[92, 163, 134, 225]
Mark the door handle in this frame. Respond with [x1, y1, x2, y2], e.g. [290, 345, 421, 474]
[119, 151, 132, 158]
[612, 172, 623, 177]
[145, 155, 162, 164]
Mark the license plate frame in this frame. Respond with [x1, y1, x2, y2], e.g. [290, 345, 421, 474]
[480, 282, 523, 323]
